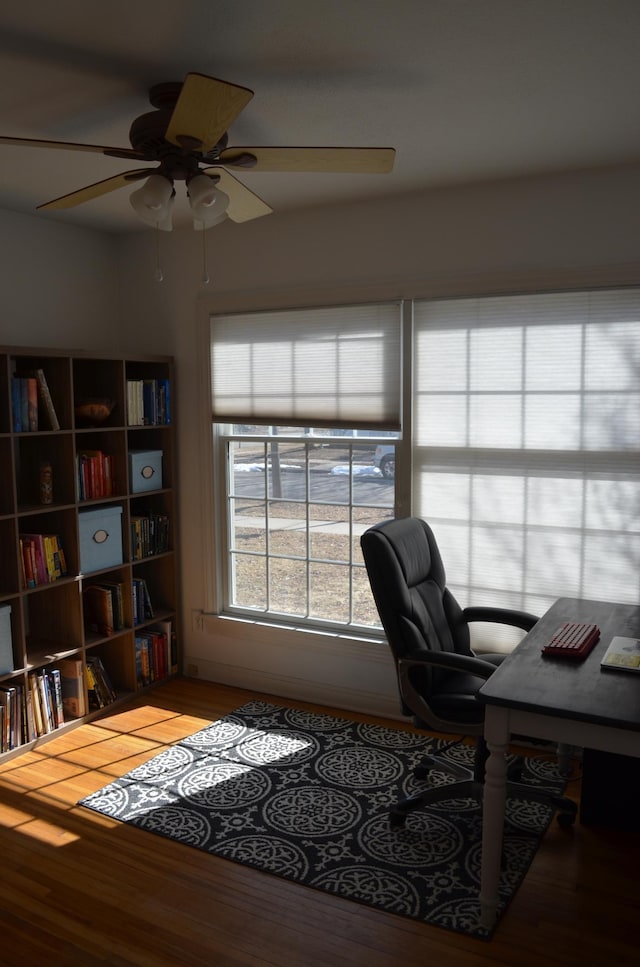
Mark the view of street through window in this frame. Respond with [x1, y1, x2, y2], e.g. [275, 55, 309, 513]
[226, 435, 395, 626]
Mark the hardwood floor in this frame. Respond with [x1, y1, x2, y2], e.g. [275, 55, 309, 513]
[0, 677, 637, 966]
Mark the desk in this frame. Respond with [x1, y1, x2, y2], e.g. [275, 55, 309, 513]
[477, 597, 640, 930]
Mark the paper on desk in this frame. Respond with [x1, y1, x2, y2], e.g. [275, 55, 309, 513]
[600, 636, 640, 672]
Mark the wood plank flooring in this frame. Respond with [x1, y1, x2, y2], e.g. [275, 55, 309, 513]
[0, 677, 637, 966]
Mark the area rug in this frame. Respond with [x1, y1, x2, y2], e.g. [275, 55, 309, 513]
[79, 701, 567, 939]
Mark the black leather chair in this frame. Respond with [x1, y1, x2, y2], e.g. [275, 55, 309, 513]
[361, 516, 576, 826]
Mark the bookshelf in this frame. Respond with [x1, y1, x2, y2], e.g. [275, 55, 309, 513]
[0, 346, 179, 758]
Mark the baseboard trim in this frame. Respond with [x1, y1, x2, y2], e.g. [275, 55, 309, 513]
[183, 657, 404, 721]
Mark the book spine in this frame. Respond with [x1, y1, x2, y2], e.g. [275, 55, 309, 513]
[35, 368, 60, 431]
[20, 378, 29, 432]
[58, 660, 86, 718]
[50, 669, 65, 728]
[26, 377, 38, 431]
[11, 378, 22, 432]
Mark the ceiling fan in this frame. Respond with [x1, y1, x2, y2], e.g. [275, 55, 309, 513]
[0, 72, 396, 230]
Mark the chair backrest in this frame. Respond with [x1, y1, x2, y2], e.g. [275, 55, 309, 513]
[361, 517, 472, 691]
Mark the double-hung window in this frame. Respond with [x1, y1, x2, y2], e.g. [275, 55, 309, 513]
[210, 302, 403, 631]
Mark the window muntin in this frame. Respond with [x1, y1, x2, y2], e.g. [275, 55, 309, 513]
[224, 429, 397, 629]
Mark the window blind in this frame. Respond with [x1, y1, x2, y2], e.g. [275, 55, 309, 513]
[413, 288, 640, 642]
[210, 302, 402, 430]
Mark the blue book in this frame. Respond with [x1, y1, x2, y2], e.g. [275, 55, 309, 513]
[159, 378, 171, 424]
[142, 379, 156, 425]
[11, 378, 22, 432]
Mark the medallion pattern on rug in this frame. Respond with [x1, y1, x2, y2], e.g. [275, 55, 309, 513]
[79, 701, 566, 938]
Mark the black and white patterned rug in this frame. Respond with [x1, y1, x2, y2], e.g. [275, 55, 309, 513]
[79, 701, 567, 939]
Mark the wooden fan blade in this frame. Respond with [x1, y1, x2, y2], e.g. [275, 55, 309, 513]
[202, 166, 272, 222]
[37, 169, 151, 211]
[220, 146, 396, 173]
[0, 135, 144, 161]
[165, 73, 253, 154]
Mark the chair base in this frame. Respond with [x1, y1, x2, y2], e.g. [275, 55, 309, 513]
[389, 759, 577, 829]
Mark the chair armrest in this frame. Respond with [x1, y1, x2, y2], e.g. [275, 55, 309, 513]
[399, 649, 498, 679]
[461, 606, 539, 632]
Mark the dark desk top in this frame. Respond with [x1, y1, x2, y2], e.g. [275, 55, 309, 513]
[478, 597, 640, 732]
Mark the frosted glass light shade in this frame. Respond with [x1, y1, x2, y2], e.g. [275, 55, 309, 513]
[130, 174, 174, 231]
[188, 174, 230, 229]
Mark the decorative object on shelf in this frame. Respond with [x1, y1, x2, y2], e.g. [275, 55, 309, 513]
[39, 460, 53, 504]
[74, 398, 115, 427]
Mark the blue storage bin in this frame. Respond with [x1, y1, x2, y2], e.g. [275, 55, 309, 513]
[129, 450, 163, 493]
[79, 506, 124, 573]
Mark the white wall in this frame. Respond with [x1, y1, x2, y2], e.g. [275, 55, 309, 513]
[7, 164, 640, 719]
[0, 209, 121, 349]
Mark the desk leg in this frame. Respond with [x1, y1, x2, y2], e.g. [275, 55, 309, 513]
[479, 707, 509, 930]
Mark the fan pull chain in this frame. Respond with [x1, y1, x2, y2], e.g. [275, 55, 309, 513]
[154, 226, 164, 282]
[201, 226, 210, 285]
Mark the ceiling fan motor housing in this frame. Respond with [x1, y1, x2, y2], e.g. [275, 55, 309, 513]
[128, 80, 230, 179]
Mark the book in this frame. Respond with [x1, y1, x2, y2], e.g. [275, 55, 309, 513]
[49, 668, 65, 729]
[28, 673, 44, 736]
[98, 581, 125, 630]
[58, 659, 86, 718]
[149, 619, 174, 677]
[11, 377, 22, 432]
[83, 584, 114, 636]
[77, 449, 113, 500]
[600, 636, 640, 673]
[135, 634, 151, 686]
[33, 368, 60, 431]
[87, 656, 117, 705]
[20, 533, 66, 585]
[37, 672, 54, 733]
[85, 660, 101, 710]
[23, 682, 36, 742]
[0, 687, 11, 750]
[25, 377, 38, 431]
[132, 578, 154, 625]
[20, 533, 48, 585]
[0, 685, 20, 749]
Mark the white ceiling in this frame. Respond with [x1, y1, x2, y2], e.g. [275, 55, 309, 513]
[1, 0, 639, 233]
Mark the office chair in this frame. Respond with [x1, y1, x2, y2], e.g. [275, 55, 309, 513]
[361, 516, 577, 827]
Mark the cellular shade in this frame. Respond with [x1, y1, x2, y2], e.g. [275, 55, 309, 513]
[211, 302, 402, 430]
[413, 288, 640, 640]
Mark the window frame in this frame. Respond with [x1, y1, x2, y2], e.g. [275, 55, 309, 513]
[215, 426, 399, 634]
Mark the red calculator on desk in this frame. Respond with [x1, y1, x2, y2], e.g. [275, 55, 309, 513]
[541, 622, 600, 660]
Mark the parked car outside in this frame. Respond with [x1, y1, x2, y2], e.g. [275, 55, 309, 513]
[373, 444, 395, 478]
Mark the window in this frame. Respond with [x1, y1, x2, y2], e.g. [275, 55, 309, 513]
[413, 288, 640, 645]
[211, 303, 402, 630]
[222, 427, 396, 627]
[211, 288, 639, 640]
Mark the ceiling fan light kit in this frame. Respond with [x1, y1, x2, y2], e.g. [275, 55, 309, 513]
[130, 173, 175, 230]
[0, 70, 395, 233]
[187, 173, 230, 229]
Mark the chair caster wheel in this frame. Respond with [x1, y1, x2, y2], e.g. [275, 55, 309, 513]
[389, 811, 407, 828]
[507, 762, 523, 782]
[557, 811, 576, 828]
[414, 754, 436, 780]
